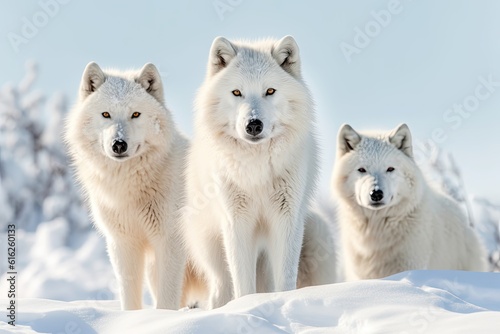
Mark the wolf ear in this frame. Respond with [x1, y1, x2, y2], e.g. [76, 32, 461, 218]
[389, 123, 413, 157]
[80, 62, 105, 100]
[137, 63, 164, 104]
[337, 124, 361, 157]
[208, 36, 237, 76]
[272, 35, 301, 79]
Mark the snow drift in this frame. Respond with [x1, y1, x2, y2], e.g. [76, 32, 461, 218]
[2, 270, 500, 334]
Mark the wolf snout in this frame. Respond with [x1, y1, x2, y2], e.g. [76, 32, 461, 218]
[112, 139, 128, 155]
[370, 189, 384, 202]
[245, 119, 263, 136]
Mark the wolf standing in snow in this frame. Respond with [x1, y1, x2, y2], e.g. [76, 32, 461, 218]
[65, 62, 188, 310]
[183, 36, 334, 309]
[332, 123, 487, 280]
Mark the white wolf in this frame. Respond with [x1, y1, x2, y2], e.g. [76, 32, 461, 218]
[65, 62, 188, 310]
[183, 36, 335, 309]
[332, 123, 487, 280]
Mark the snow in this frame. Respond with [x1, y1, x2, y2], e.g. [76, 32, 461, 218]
[116, 122, 124, 141]
[1, 271, 499, 333]
[250, 109, 258, 120]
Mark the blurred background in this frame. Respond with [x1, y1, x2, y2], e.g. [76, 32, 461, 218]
[1, 0, 499, 302]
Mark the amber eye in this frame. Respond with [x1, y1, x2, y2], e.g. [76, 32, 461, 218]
[131, 112, 141, 119]
[358, 168, 367, 173]
[102, 112, 110, 118]
[266, 88, 276, 96]
[232, 89, 242, 97]
[387, 167, 395, 172]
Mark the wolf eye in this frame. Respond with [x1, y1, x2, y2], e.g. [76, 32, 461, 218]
[358, 168, 367, 173]
[387, 167, 395, 172]
[232, 89, 242, 97]
[266, 88, 276, 96]
[102, 112, 110, 118]
[131, 112, 141, 119]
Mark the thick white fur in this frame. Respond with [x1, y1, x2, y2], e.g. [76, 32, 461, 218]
[183, 36, 333, 309]
[297, 207, 338, 288]
[65, 62, 189, 310]
[181, 211, 338, 308]
[332, 123, 487, 280]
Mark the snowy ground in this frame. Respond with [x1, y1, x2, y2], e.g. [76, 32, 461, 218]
[2, 270, 499, 333]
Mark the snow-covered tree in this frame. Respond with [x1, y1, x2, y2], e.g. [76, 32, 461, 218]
[0, 61, 89, 234]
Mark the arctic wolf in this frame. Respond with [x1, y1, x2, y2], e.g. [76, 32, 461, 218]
[65, 62, 188, 310]
[183, 36, 335, 309]
[332, 123, 486, 280]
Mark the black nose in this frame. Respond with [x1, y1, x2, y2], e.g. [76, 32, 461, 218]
[245, 119, 263, 136]
[370, 189, 384, 202]
[112, 140, 128, 154]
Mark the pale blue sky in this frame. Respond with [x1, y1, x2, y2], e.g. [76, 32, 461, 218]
[2, 0, 500, 199]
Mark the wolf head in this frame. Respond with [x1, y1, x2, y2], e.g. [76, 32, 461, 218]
[333, 123, 423, 211]
[196, 36, 313, 145]
[66, 62, 173, 163]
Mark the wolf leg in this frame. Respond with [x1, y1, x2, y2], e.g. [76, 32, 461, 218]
[221, 218, 257, 299]
[203, 241, 233, 309]
[107, 237, 144, 310]
[268, 214, 304, 292]
[151, 232, 185, 310]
